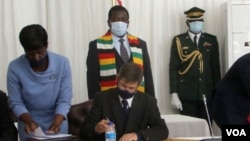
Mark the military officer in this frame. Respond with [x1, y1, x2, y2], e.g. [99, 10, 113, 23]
[169, 7, 221, 121]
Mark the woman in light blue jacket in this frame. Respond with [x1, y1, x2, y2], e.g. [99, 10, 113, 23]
[7, 24, 73, 141]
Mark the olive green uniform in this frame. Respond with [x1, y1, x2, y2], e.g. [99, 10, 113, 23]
[169, 32, 221, 118]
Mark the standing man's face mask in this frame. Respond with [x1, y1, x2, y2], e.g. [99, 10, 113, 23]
[111, 21, 128, 37]
[189, 21, 204, 34]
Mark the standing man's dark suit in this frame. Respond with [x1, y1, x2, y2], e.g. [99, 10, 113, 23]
[79, 88, 168, 141]
[212, 53, 250, 128]
[86, 5, 154, 99]
[87, 33, 154, 99]
[0, 90, 18, 141]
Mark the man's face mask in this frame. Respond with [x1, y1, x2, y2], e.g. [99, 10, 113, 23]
[118, 88, 134, 99]
[27, 53, 48, 68]
[111, 21, 128, 37]
[189, 21, 204, 34]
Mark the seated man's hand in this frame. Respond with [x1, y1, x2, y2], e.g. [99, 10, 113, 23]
[119, 132, 137, 141]
[94, 119, 110, 134]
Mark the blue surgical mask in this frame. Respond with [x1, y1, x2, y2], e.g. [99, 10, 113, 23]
[111, 21, 128, 37]
[189, 21, 204, 34]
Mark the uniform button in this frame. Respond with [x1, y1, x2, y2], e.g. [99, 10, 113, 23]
[199, 78, 202, 81]
[180, 80, 184, 82]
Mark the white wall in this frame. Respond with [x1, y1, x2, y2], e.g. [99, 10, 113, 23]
[0, 0, 229, 115]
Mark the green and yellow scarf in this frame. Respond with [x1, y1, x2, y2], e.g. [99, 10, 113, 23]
[97, 31, 145, 92]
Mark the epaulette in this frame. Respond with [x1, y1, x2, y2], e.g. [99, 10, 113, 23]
[203, 32, 216, 37]
[175, 33, 187, 38]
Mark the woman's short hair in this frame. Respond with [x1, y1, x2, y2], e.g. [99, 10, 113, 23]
[19, 24, 48, 51]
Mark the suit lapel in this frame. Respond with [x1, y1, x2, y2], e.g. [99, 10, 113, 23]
[184, 32, 197, 50]
[199, 33, 206, 50]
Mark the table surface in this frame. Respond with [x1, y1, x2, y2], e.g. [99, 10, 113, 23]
[27, 135, 221, 141]
[27, 114, 210, 141]
[26, 136, 79, 141]
[27, 137, 197, 141]
[165, 136, 221, 141]
[161, 114, 211, 138]
[27, 137, 195, 141]
[164, 139, 197, 141]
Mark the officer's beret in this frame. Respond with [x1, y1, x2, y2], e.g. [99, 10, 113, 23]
[184, 7, 205, 21]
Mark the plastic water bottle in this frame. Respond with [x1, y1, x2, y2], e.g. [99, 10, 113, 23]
[105, 121, 116, 141]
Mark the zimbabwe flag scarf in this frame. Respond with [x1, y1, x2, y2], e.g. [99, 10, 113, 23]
[97, 31, 145, 92]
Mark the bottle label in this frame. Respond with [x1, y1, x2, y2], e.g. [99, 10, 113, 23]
[106, 131, 116, 139]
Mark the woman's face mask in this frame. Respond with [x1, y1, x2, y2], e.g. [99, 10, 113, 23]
[111, 21, 128, 37]
[189, 21, 204, 34]
[27, 53, 48, 68]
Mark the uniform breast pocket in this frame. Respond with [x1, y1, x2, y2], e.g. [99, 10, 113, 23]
[200, 47, 212, 58]
[181, 46, 193, 55]
[202, 47, 211, 53]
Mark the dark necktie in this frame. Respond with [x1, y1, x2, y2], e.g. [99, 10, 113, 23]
[119, 38, 129, 63]
[121, 99, 129, 119]
[194, 35, 198, 48]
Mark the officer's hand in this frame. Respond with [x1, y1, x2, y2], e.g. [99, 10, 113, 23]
[171, 93, 183, 111]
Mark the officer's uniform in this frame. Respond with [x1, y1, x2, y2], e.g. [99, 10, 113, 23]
[169, 7, 221, 120]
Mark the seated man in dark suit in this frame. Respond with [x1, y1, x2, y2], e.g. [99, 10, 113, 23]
[0, 90, 18, 141]
[79, 62, 169, 141]
[211, 53, 250, 128]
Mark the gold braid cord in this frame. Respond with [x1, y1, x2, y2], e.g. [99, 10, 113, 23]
[176, 37, 203, 75]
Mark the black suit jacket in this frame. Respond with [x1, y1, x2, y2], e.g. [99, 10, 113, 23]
[0, 90, 18, 141]
[79, 88, 168, 141]
[86, 32, 155, 99]
[211, 53, 250, 128]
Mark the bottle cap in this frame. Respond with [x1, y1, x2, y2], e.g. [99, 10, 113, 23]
[108, 121, 114, 126]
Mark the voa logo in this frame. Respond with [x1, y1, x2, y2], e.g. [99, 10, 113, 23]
[226, 129, 246, 136]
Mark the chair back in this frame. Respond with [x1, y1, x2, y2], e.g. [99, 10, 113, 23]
[68, 99, 94, 136]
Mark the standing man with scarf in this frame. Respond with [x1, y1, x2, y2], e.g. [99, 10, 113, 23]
[169, 7, 221, 120]
[86, 5, 155, 99]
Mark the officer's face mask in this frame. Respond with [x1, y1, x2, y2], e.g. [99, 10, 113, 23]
[189, 21, 204, 34]
[111, 21, 128, 37]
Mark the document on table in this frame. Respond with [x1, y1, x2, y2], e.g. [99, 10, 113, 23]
[31, 126, 72, 140]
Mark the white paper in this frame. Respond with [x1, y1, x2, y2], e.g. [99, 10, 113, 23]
[32, 127, 72, 140]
